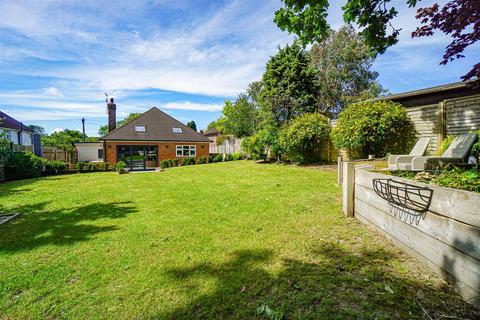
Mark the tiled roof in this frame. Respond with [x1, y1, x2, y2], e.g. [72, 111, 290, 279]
[203, 127, 220, 136]
[0, 111, 33, 132]
[101, 107, 210, 142]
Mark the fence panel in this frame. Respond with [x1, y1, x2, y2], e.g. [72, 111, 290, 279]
[209, 138, 242, 154]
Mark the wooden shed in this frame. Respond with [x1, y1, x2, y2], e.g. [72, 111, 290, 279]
[373, 81, 480, 154]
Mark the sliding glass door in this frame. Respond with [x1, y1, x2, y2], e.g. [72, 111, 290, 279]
[117, 145, 157, 170]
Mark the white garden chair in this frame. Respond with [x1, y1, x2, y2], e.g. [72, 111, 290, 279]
[397, 133, 477, 171]
[388, 137, 430, 170]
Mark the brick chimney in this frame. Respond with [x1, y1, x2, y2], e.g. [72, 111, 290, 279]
[107, 98, 116, 132]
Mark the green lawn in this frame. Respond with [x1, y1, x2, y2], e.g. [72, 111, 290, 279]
[0, 161, 475, 319]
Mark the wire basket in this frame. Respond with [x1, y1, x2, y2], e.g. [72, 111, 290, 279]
[372, 178, 433, 214]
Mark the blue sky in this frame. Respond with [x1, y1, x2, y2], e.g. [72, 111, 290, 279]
[0, 0, 478, 136]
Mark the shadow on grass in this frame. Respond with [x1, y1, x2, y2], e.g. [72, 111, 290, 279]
[0, 201, 137, 253]
[160, 243, 477, 319]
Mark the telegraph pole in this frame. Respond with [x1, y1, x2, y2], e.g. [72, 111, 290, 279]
[81, 118, 86, 142]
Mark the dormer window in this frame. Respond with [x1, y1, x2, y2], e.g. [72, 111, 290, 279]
[172, 126, 182, 134]
[135, 125, 146, 132]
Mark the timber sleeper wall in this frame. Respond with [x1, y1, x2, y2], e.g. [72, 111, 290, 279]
[352, 168, 480, 307]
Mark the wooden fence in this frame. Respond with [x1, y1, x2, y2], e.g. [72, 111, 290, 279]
[209, 138, 242, 154]
[42, 147, 76, 163]
[342, 163, 480, 307]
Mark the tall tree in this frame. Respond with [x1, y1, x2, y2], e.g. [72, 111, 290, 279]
[259, 42, 318, 127]
[28, 125, 46, 136]
[311, 25, 383, 116]
[274, 0, 479, 83]
[42, 129, 84, 159]
[186, 121, 197, 131]
[221, 94, 259, 138]
[98, 113, 143, 136]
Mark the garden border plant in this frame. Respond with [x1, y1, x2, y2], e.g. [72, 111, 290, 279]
[331, 100, 417, 159]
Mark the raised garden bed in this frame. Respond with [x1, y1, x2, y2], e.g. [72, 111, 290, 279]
[392, 169, 480, 193]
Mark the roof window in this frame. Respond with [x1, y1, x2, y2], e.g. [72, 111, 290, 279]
[135, 125, 146, 132]
[172, 126, 182, 134]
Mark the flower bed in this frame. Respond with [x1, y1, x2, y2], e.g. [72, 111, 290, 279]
[393, 169, 480, 193]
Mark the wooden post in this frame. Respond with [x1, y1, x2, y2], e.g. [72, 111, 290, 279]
[342, 161, 355, 217]
[438, 100, 446, 146]
[337, 156, 343, 186]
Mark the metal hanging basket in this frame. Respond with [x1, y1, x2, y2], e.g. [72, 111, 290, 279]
[372, 178, 433, 214]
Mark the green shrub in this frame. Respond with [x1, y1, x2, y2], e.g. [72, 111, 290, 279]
[115, 161, 127, 174]
[197, 156, 208, 164]
[224, 154, 233, 161]
[77, 161, 112, 172]
[0, 133, 12, 164]
[5, 152, 45, 180]
[160, 159, 171, 168]
[214, 154, 223, 162]
[45, 160, 67, 174]
[279, 113, 331, 163]
[171, 159, 180, 167]
[437, 135, 456, 156]
[398, 169, 480, 193]
[182, 158, 196, 166]
[331, 100, 417, 158]
[241, 128, 279, 161]
[76, 162, 86, 172]
[231, 152, 244, 161]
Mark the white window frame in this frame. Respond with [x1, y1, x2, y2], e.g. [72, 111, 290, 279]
[172, 126, 183, 134]
[135, 125, 146, 132]
[176, 145, 196, 157]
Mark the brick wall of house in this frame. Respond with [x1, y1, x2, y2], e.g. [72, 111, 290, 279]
[104, 140, 209, 165]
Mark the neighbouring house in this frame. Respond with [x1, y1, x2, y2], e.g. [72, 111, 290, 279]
[99, 100, 210, 170]
[0, 111, 41, 155]
[202, 127, 242, 154]
[75, 142, 104, 162]
[373, 81, 480, 154]
[203, 127, 221, 145]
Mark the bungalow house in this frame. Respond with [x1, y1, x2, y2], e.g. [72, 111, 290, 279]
[99, 100, 210, 170]
[373, 81, 480, 154]
[0, 111, 40, 155]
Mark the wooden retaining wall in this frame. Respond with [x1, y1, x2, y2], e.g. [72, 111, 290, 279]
[353, 169, 480, 307]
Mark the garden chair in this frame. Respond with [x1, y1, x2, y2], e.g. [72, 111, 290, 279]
[397, 133, 478, 171]
[388, 137, 430, 170]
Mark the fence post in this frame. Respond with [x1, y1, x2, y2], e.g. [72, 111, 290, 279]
[337, 156, 343, 186]
[342, 161, 355, 217]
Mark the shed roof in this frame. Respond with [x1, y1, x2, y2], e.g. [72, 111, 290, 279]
[101, 107, 210, 142]
[371, 80, 480, 107]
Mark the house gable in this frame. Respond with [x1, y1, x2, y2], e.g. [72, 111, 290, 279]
[101, 107, 210, 143]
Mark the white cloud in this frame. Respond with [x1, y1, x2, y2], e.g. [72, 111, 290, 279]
[43, 87, 64, 97]
[0, 0, 291, 98]
[52, 128, 64, 133]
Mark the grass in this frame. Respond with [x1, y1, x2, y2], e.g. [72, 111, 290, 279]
[0, 161, 475, 319]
